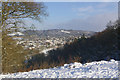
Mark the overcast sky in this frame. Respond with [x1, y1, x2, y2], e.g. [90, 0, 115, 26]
[24, 2, 118, 32]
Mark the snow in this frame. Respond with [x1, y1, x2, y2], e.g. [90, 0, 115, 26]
[0, 59, 119, 79]
[61, 30, 70, 34]
[13, 37, 23, 40]
[41, 48, 54, 55]
[8, 32, 24, 36]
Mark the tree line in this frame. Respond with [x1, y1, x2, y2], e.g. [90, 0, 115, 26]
[26, 20, 120, 71]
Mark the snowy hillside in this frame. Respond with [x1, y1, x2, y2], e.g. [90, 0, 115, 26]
[0, 59, 119, 79]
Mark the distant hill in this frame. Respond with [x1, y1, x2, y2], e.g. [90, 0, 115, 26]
[23, 29, 96, 38]
[27, 26, 119, 71]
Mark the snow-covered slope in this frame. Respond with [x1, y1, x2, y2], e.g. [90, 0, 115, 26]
[0, 59, 119, 79]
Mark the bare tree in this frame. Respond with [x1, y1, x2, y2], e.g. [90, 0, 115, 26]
[2, 2, 48, 24]
[1, 2, 48, 73]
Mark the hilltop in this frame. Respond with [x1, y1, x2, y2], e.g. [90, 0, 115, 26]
[23, 29, 96, 39]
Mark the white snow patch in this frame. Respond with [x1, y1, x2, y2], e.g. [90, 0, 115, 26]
[8, 32, 24, 36]
[41, 48, 54, 55]
[61, 30, 70, 34]
[0, 59, 119, 79]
